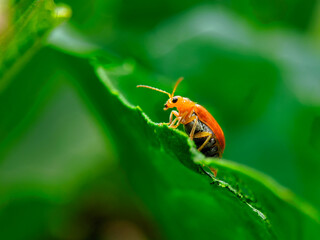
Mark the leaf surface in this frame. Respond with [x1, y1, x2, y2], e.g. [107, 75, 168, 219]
[72, 57, 320, 239]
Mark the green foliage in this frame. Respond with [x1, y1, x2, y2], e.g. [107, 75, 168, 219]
[0, 0, 71, 91]
[1, 0, 320, 239]
[78, 59, 320, 239]
[0, 0, 71, 150]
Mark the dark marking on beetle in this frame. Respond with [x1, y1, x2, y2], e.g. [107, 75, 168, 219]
[184, 112, 220, 157]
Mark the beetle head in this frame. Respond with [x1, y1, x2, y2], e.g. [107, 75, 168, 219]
[164, 96, 185, 110]
[137, 77, 187, 111]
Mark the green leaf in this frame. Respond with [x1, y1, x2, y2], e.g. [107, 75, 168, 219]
[0, 48, 118, 240]
[0, 0, 71, 92]
[1, 1, 320, 239]
[0, 0, 71, 150]
[71, 57, 320, 239]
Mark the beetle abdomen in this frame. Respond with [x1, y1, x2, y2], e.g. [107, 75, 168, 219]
[184, 113, 220, 158]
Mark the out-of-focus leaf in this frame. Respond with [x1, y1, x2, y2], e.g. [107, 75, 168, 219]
[224, 0, 316, 31]
[0, 48, 148, 240]
[0, 0, 71, 92]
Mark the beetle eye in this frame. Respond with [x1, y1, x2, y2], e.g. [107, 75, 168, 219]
[172, 97, 178, 103]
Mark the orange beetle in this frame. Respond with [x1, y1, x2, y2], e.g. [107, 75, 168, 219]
[137, 77, 225, 158]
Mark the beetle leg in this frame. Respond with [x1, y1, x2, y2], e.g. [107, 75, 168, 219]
[167, 110, 179, 125]
[169, 117, 181, 128]
[186, 115, 198, 140]
[182, 109, 196, 124]
[209, 167, 218, 177]
[193, 131, 213, 151]
[201, 165, 218, 178]
[169, 112, 187, 129]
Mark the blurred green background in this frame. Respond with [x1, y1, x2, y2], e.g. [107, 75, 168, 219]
[1, 0, 320, 239]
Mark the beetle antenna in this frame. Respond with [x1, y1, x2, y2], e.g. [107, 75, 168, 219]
[171, 77, 184, 97]
[137, 85, 171, 97]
